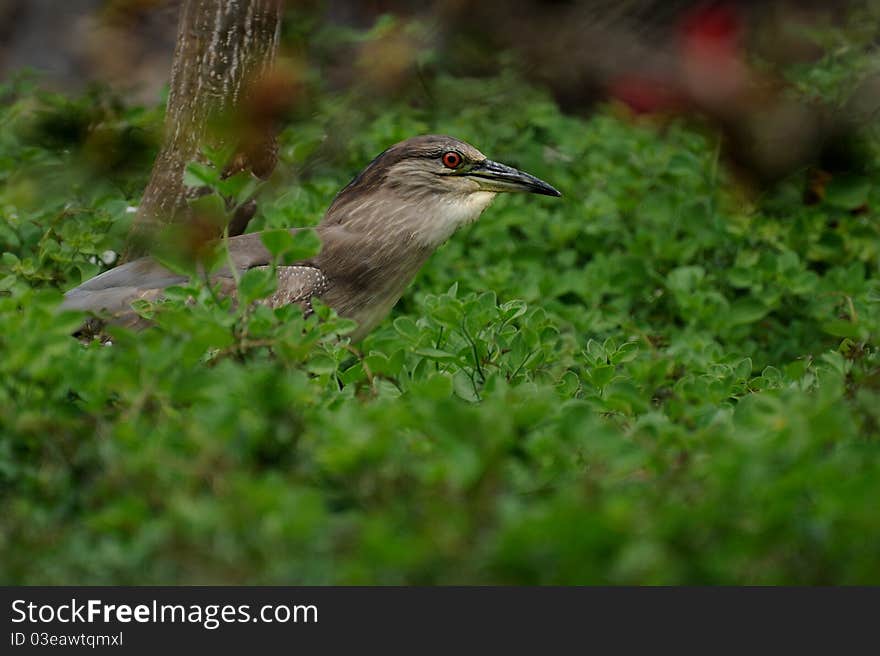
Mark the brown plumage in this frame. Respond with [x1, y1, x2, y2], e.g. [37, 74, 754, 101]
[62, 135, 561, 341]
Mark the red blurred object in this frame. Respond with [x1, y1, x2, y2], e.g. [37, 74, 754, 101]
[610, 2, 750, 115]
[679, 3, 751, 112]
[680, 2, 743, 58]
[609, 75, 685, 114]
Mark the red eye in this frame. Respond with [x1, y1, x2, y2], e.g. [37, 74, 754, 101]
[442, 151, 462, 169]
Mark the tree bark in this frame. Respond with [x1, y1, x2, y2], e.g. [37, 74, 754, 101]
[127, 0, 283, 257]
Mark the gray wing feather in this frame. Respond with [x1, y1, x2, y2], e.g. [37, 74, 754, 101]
[61, 258, 189, 314]
[61, 229, 329, 326]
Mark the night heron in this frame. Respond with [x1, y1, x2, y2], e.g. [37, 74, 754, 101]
[62, 135, 561, 341]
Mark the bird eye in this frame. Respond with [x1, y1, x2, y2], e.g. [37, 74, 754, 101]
[442, 151, 463, 169]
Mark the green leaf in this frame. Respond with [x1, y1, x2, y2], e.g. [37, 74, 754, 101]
[824, 174, 870, 209]
[260, 229, 297, 258]
[393, 316, 420, 340]
[610, 341, 639, 364]
[412, 373, 453, 400]
[284, 229, 322, 263]
[188, 192, 228, 221]
[308, 354, 338, 375]
[260, 228, 321, 265]
[726, 298, 770, 326]
[184, 161, 220, 188]
[821, 318, 863, 338]
[587, 365, 615, 390]
[734, 357, 753, 380]
[217, 171, 259, 203]
[453, 369, 480, 402]
[238, 267, 277, 305]
[414, 347, 459, 363]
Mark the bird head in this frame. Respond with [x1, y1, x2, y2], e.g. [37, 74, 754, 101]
[370, 135, 562, 197]
[324, 135, 561, 247]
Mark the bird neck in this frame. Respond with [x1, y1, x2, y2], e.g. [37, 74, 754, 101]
[313, 187, 496, 316]
[312, 188, 497, 338]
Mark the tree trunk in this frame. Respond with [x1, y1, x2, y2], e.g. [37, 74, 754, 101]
[127, 0, 283, 258]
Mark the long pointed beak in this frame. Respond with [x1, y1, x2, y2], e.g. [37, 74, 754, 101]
[466, 159, 562, 197]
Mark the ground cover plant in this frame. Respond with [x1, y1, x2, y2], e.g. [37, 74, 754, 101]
[1, 12, 879, 584]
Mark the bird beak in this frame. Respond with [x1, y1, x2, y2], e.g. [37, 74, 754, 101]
[466, 159, 562, 197]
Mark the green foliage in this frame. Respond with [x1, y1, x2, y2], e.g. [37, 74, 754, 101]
[2, 21, 880, 583]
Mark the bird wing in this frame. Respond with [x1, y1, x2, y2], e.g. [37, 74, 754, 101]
[61, 256, 191, 317]
[259, 265, 330, 312]
[61, 229, 329, 324]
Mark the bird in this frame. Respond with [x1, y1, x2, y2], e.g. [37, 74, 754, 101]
[62, 135, 561, 341]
